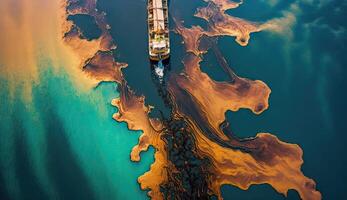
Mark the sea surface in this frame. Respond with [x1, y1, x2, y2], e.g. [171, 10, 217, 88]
[0, 0, 346, 199]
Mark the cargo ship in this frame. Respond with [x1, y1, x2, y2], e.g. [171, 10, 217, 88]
[147, 0, 170, 61]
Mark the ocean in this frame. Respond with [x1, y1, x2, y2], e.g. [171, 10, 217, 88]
[0, 0, 346, 199]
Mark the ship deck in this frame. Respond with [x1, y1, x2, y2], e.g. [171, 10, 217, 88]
[147, 0, 170, 61]
[152, 0, 165, 31]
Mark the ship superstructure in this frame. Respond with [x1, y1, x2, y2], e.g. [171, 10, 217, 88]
[147, 0, 170, 61]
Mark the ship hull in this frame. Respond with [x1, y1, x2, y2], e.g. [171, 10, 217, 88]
[150, 53, 170, 61]
[147, 0, 170, 61]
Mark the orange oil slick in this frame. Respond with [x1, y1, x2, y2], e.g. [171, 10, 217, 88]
[170, 1, 322, 199]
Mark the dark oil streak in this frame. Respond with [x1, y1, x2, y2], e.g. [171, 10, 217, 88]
[168, 76, 256, 153]
[148, 62, 212, 199]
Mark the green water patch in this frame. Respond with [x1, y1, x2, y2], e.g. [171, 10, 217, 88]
[12, 115, 49, 200]
[0, 64, 153, 199]
[0, 80, 21, 200]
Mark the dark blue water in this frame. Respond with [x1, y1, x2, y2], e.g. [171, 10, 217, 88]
[1, 0, 346, 199]
[97, 0, 171, 118]
[67, 14, 102, 40]
[96, 0, 347, 199]
[218, 1, 347, 199]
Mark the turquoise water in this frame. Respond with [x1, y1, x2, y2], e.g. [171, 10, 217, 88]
[1, 0, 346, 199]
[0, 64, 153, 199]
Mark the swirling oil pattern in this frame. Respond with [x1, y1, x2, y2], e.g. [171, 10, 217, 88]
[61, 0, 320, 199]
[1, 0, 346, 200]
